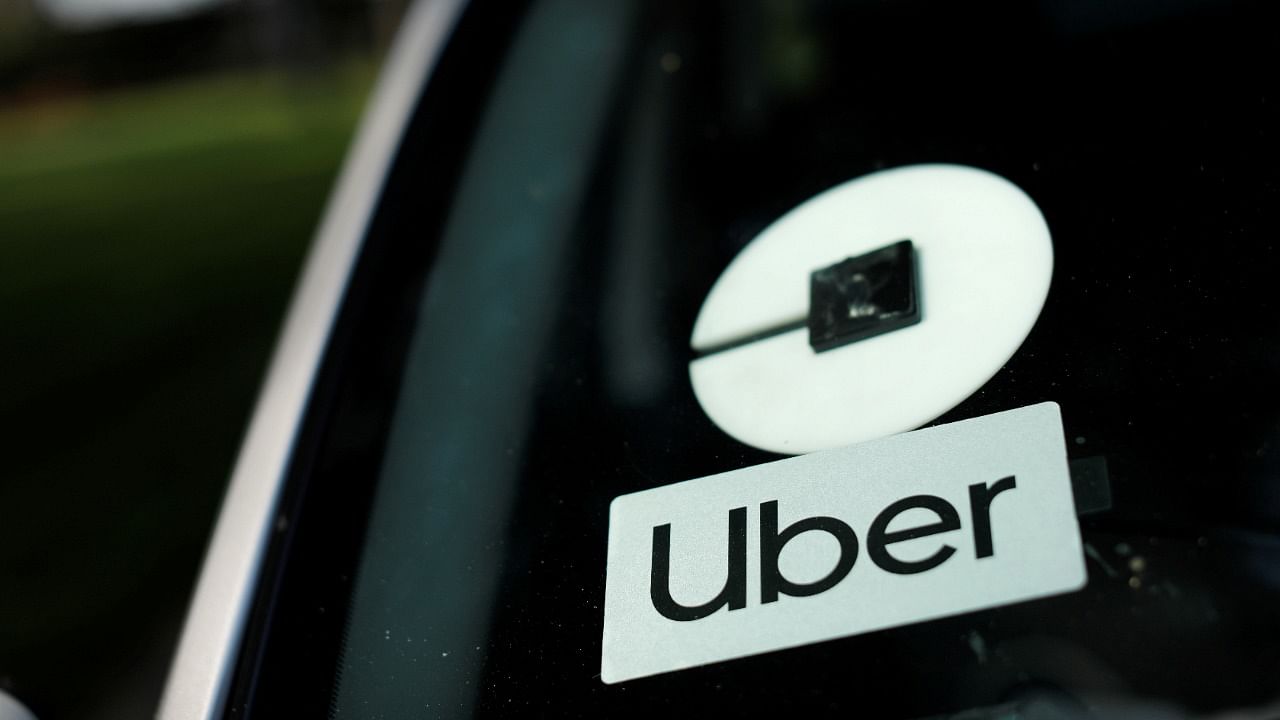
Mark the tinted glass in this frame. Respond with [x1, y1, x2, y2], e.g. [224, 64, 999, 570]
[234, 1, 1280, 717]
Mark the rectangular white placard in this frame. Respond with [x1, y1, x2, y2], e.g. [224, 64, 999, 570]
[601, 402, 1086, 684]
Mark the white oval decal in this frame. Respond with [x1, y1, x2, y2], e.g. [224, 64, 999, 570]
[689, 164, 1054, 454]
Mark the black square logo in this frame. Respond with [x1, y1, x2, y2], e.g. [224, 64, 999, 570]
[808, 240, 920, 353]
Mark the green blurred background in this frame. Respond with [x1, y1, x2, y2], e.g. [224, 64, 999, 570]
[0, 1, 405, 716]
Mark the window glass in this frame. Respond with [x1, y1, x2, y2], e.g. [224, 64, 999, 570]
[249, 1, 1280, 716]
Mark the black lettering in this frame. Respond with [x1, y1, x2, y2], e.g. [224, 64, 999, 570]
[650, 507, 747, 621]
[760, 500, 858, 603]
[968, 476, 1016, 559]
[868, 495, 960, 574]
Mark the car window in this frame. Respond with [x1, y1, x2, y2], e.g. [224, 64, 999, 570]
[231, 0, 1280, 717]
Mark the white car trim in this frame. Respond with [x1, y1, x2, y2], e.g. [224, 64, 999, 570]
[157, 1, 469, 716]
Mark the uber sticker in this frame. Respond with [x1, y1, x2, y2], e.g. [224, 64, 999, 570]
[689, 164, 1054, 454]
[601, 402, 1085, 684]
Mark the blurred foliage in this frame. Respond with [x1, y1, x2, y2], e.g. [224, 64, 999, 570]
[0, 1, 42, 71]
[0, 62, 373, 718]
